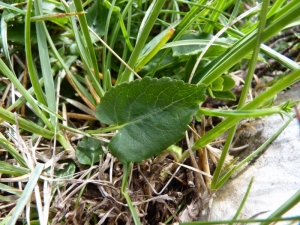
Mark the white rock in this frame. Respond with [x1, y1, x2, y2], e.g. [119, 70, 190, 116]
[209, 113, 300, 223]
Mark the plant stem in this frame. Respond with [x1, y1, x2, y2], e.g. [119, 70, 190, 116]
[121, 163, 141, 225]
[229, 177, 254, 225]
[198, 108, 283, 118]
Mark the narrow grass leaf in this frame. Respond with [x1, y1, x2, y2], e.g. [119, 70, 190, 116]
[0, 161, 30, 177]
[68, 4, 103, 99]
[0, 2, 25, 14]
[0, 183, 22, 197]
[1, 10, 14, 71]
[195, 0, 300, 85]
[192, 69, 300, 149]
[0, 106, 54, 139]
[196, 18, 300, 71]
[176, 0, 209, 32]
[0, 134, 27, 167]
[228, 0, 241, 22]
[198, 107, 283, 118]
[106, 0, 134, 80]
[30, 12, 86, 22]
[72, 0, 104, 97]
[25, 0, 48, 110]
[34, 0, 57, 127]
[36, 10, 96, 106]
[121, 163, 141, 225]
[8, 163, 44, 225]
[6, 78, 45, 113]
[135, 23, 176, 71]
[261, 189, 300, 225]
[230, 177, 254, 224]
[211, 0, 269, 189]
[117, 12, 133, 51]
[102, 0, 117, 87]
[0, 216, 10, 225]
[203, 0, 225, 33]
[214, 165, 237, 190]
[162, 39, 232, 49]
[117, 0, 167, 83]
[136, 0, 156, 41]
[179, 216, 300, 225]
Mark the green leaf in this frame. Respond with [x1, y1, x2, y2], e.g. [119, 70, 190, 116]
[172, 32, 212, 57]
[211, 77, 224, 91]
[207, 75, 236, 101]
[49, 161, 76, 194]
[95, 77, 206, 163]
[0, 135, 27, 168]
[171, 32, 235, 58]
[208, 90, 236, 101]
[86, 0, 110, 37]
[210, 75, 235, 92]
[222, 75, 236, 91]
[0, 23, 37, 45]
[76, 137, 104, 165]
[139, 50, 183, 77]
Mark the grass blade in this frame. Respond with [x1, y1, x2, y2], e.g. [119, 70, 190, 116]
[0, 161, 30, 177]
[197, 0, 300, 86]
[0, 2, 25, 14]
[192, 67, 300, 150]
[25, 0, 48, 110]
[8, 163, 44, 225]
[194, 17, 300, 71]
[230, 177, 254, 224]
[121, 163, 141, 225]
[0, 134, 27, 168]
[210, 0, 269, 189]
[0, 106, 54, 139]
[117, 0, 167, 83]
[198, 108, 283, 118]
[34, 0, 57, 127]
[261, 189, 300, 225]
[1, 10, 14, 71]
[72, 0, 104, 97]
[203, 0, 225, 33]
[0, 183, 22, 197]
[0, 59, 53, 131]
[179, 216, 300, 224]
